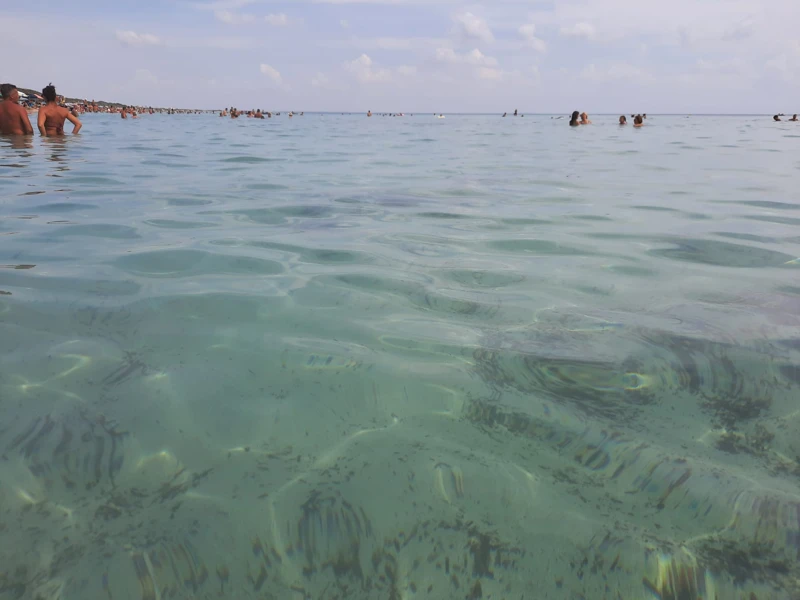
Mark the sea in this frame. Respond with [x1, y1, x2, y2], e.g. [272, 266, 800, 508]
[1, 113, 799, 599]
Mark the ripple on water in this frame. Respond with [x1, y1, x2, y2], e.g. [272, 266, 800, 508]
[443, 269, 525, 288]
[739, 200, 799, 210]
[143, 219, 216, 229]
[274, 205, 335, 218]
[221, 156, 285, 163]
[245, 183, 289, 191]
[487, 239, 586, 256]
[219, 208, 288, 225]
[65, 176, 124, 185]
[417, 212, 471, 220]
[331, 273, 499, 319]
[648, 238, 797, 268]
[113, 249, 284, 278]
[746, 214, 800, 226]
[33, 203, 98, 212]
[603, 264, 659, 277]
[166, 197, 214, 207]
[48, 224, 141, 239]
[715, 232, 778, 244]
[244, 241, 370, 265]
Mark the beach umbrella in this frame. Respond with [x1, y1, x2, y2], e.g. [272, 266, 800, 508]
[17, 91, 28, 98]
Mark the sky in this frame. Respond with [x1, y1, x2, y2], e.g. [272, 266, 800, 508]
[2, 0, 799, 113]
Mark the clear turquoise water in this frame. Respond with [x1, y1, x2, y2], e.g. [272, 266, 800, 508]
[1, 114, 799, 599]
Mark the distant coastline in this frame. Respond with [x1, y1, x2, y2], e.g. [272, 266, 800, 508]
[14, 87, 198, 111]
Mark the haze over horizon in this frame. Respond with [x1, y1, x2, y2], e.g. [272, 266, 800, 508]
[2, 0, 798, 113]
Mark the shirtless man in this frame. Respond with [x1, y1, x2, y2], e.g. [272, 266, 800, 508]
[37, 84, 81, 136]
[0, 84, 34, 135]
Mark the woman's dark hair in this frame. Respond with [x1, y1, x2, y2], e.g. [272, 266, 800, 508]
[42, 83, 57, 102]
[569, 111, 580, 125]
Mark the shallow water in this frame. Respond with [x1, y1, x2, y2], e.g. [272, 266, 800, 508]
[1, 114, 799, 599]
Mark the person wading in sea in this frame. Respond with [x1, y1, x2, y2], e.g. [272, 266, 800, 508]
[38, 84, 82, 136]
[0, 84, 34, 135]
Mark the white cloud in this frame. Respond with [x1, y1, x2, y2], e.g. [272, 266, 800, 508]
[436, 47, 497, 66]
[765, 41, 800, 82]
[340, 19, 350, 28]
[344, 54, 393, 83]
[397, 65, 417, 76]
[560, 22, 596, 40]
[192, 0, 260, 10]
[214, 10, 255, 25]
[722, 18, 755, 41]
[518, 23, 546, 53]
[477, 67, 501, 80]
[259, 63, 282, 83]
[311, 72, 330, 87]
[264, 13, 289, 26]
[115, 30, 160, 46]
[453, 12, 494, 43]
[323, 36, 446, 51]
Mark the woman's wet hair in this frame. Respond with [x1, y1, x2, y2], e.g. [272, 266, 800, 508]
[42, 83, 57, 102]
[570, 111, 580, 121]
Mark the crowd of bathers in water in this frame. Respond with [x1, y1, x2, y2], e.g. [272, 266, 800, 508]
[774, 114, 799, 121]
[567, 112, 646, 127]
[221, 108, 304, 119]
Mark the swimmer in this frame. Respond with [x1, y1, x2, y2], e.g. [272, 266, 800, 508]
[790, 114, 798, 122]
[774, 115, 782, 121]
[121, 107, 127, 119]
[580, 112, 592, 125]
[367, 110, 372, 117]
[634, 115, 644, 127]
[619, 115, 627, 125]
[0, 83, 34, 135]
[502, 112, 507, 117]
[37, 84, 81, 136]
[569, 111, 580, 126]
[514, 109, 518, 116]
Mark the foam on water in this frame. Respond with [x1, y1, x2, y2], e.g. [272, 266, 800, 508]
[1, 114, 799, 598]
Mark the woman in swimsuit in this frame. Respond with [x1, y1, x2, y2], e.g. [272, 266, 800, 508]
[37, 84, 81, 136]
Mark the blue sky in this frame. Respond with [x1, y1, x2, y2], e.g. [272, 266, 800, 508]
[2, 0, 798, 112]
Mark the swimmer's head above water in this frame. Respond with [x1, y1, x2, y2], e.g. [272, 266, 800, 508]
[42, 84, 57, 103]
[0, 83, 18, 100]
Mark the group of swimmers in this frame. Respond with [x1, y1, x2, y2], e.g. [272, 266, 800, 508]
[221, 108, 304, 119]
[568, 111, 646, 127]
[774, 114, 799, 122]
[0, 83, 81, 136]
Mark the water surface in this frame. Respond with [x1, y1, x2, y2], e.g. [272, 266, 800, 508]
[1, 114, 799, 599]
